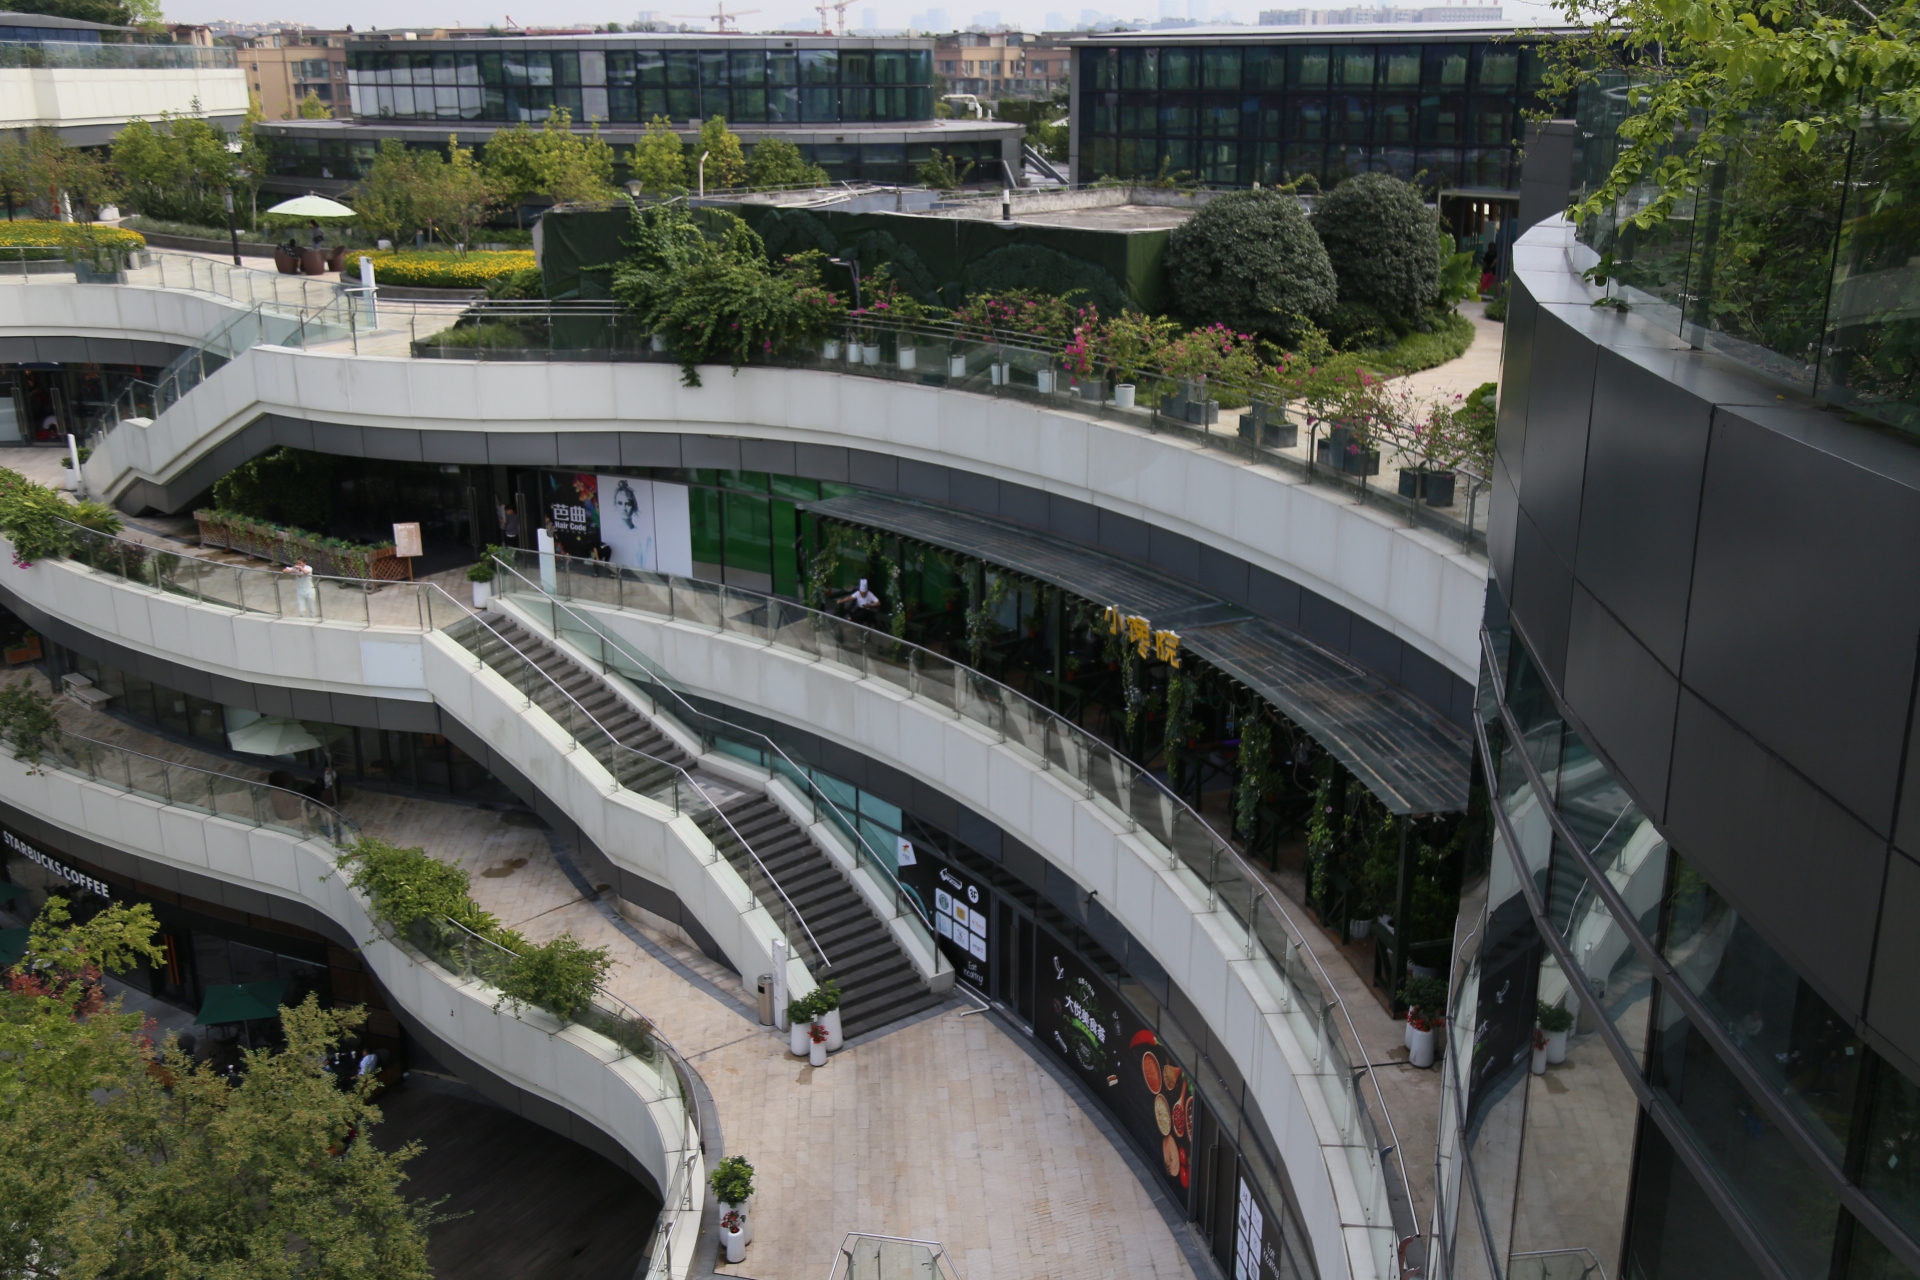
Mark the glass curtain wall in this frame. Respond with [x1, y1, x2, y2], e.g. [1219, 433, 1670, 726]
[346, 43, 936, 125]
[1438, 592, 1920, 1280]
[1077, 38, 1548, 192]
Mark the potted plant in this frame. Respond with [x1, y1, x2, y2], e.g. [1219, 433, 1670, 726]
[786, 996, 813, 1057]
[1537, 998, 1575, 1065]
[1531, 1026, 1549, 1076]
[710, 1155, 755, 1247]
[466, 544, 503, 606]
[721, 1209, 746, 1263]
[823, 335, 842, 360]
[808, 1017, 829, 1067]
[813, 979, 844, 1051]
[1401, 974, 1447, 1069]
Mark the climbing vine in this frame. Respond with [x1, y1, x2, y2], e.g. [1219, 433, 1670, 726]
[965, 573, 1009, 666]
[1235, 709, 1272, 840]
[1163, 667, 1195, 784]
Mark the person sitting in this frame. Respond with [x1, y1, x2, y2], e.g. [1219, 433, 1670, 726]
[837, 578, 882, 628]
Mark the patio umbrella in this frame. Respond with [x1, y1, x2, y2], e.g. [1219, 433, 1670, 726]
[195, 980, 288, 1025]
[227, 715, 323, 757]
[264, 194, 357, 219]
[0, 926, 26, 968]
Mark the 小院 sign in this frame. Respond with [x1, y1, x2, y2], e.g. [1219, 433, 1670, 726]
[1102, 606, 1181, 667]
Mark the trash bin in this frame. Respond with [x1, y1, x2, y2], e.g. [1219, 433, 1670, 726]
[756, 974, 774, 1026]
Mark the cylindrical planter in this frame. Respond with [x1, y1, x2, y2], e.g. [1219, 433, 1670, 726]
[61, 469, 76, 492]
[823, 339, 841, 360]
[898, 345, 917, 371]
[862, 343, 882, 365]
[1114, 384, 1136, 409]
[1409, 1025, 1436, 1069]
[1036, 369, 1056, 393]
[723, 1227, 746, 1264]
[989, 361, 1011, 386]
[718, 1200, 752, 1245]
[1348, 918, 1371, 939]
[1531, 1044, 1548, 1075]
[1545, 1027, 1569, 1064]
[1405, 1019, 1415, 1051]
[471, 581, 491, 607]
[824, 1007, 843, 1051]
[789, 1020, 809, 1057]
[808, 1030, 827, 1067]
[649, 333, 667, 353]
[949, 354, 968, 378]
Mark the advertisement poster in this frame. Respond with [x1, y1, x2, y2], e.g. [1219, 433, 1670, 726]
[1037, 927, 1197, 1194]
[1235, 1177, 1285, 1280]
[541, 472, 601, 558]
[597, 474, 657, 569]
[927, 856, 989, 990]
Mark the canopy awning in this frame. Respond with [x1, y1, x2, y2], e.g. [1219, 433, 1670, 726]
[0, 926, 26, 968]
[804, 492, 1471, 815]
[0, 880, 26, 903]
[196, 979, 288, 1025]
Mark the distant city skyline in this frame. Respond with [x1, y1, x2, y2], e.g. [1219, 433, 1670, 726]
[170, 0, 1560, 35]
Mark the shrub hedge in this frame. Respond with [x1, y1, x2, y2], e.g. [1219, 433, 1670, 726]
[1311, 174, 1444, 331]
[1164, 189, 1337, 345]
[0, 221, 145, 263]
[363, 250, 535, 289]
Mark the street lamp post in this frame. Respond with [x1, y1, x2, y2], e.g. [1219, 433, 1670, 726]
[223, 188, 241, 266]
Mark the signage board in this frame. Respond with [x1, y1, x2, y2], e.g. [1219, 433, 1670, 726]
[391, 522, 422, 558]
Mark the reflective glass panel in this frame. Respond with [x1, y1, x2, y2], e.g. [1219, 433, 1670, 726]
[1861, 1060, 1920, 1244]
[1622, 1121, 1758, 1280]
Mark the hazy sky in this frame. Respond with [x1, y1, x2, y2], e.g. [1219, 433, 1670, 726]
[169, 0, 1564, 37]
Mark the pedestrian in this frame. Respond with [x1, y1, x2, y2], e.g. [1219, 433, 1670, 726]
[308, 218, 326, 250]
[838, 578, 881, 628]
[357, 1047, 378, 1078]
[502, 505, 519, 542]
[283, 557, 316, 617]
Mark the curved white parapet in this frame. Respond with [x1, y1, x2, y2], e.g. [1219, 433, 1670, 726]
[0, 275, 253, 352]
[63, 301, 1483, 683]
[0, 548, 815, 1005]
[0, 745, 703, 1280]
[565, 596, 1399, 1280]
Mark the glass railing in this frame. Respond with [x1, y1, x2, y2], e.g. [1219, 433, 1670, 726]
[827, 1233, 967, 1280]
[0, 39, 238, 69]
[406, 301, 1492, 554]
[490, 546, 1417, 1262]
[1573, 75, 1920, 434]
[491, 551, 942, 964]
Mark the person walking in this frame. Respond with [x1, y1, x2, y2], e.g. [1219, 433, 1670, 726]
[283, 557, 316, 617]
[502, 505, 519, 543]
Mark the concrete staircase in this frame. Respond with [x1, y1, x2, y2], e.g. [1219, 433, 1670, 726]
[449, 612, 944, 1039]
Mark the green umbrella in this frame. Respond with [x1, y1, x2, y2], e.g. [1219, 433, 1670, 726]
[0, 880, 25, 903]
[195, 979, 288, 1025]
[0, 926, 26, 968]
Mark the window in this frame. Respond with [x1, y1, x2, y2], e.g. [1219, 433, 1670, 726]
[1332, 45, 1374, 87]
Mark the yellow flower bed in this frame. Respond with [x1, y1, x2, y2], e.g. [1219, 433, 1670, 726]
[363, 250, 535, 289]
[0, 220, 145, 253]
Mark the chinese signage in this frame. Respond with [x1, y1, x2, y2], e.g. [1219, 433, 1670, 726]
[1102, 606, 1182, 667]
[3, 828, 110, 899]
[1037, 927, 1197, 1193]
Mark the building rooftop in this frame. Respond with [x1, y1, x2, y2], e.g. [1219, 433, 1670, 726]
[1064, 19, 1577, 40]
[0, 9, 131, 32]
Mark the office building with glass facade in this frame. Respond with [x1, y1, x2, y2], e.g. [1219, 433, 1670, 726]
[1438, 174, 1920, 1280]
[255, 34, 1023, 193]
[1068, 23, 1564, 205]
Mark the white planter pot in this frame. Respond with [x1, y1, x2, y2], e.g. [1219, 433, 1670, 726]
[471, 581, 491, 607]
[1114, 383, 1136, 408]
[949, 354, 968, 378]
[1405, 1019, 1415, 1051]
[1545, 1027, 1569, 1064]
[1409, 1025, 1436, 1069]
[898, 345, 917, 370]
[718, 1200, 752, 1245]
[61, 469, 77, 491]
[989, 361, 1011, 385]
[789, 1019, 809, 1057]
[1531, 1045, 1548, 1076]
[808, 1030, 827, 1067]
[1348, 919, 1371, 940]
[862, 343, 882, 365]
[723, 1226, 745, 1264]
[823, 339, 841, 360]
[1036, 369, 1056, 393]
[824, 1007, 843, 1051]
[649, 333, 667, 353]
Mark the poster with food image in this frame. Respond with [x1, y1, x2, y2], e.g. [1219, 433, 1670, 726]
[1037, 927, 1196, 1195]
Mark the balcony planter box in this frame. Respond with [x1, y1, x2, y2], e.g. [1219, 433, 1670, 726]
[1164, 380, 1219, 426]
[1316, 427, 1381, 477]
[822, 338, 840, 360]
[1238, 400, 1296, 449]
[194, 510, 404, 580]
[949, 353, 968, 378]
[1398, 467, 1456, 507]
[897, 345, 917, 371]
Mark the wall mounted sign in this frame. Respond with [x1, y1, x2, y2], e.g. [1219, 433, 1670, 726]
[1102, 606, 1182, 666]
[3, 828, 110, 899]
[930, 859, 989, 990]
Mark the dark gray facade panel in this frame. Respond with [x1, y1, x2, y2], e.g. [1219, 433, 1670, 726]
[1508, 506, 1574, 688]
[1512, 308, 1597, 564]
[362, 427, 423, 462]
[1399, 647, 1456, 732]
[1448, 675, 1477, 731]
[309, 421, 366, 457]
[253, 683, 295, 718]
[327, 692, 380, 725]
[898, 458, 951, 502]
[1348, 621, 1404, 689]
[1488, 453, 1520, 593]
[1046, 492, 1099, 544]
[1902, 695, 1920, 858]
[485, 432, 559, 466]
[740, 438, 796, 476]
[792, 442, 849, 481]
[846, 449, 897, 491]
[1198, 543, 1250, 604]
[909, 779, 960, 832]
[1683, 407, 1920, 840]
[1573, 347, 1713, 674]
[1563, 584, 1679, 824]
[375, 698, 440, 732]
[620, 431, 684, 467]
[1297, 592, 1352, 655]
[1149, 527, 1201, 581]
[1247, 565, 1301, 628]
[271, 416, 317, 451]
[420, 428, 487, 463]
[1665, 689, 1885, 1018]
[678, 434, 741, 470]
[1494, 278, 1538, 492]
[555, 430, 621, 467]
[1098, 509, 1150, 562]
[1868, 852, 1920, 1068]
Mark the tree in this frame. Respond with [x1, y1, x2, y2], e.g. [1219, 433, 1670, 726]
[4, 0, 150, 26]
[111, 112, 238, 225]
[1310, 173, 1442, 333]
[414, 135, 502, 248]
[628, 115, 687, 194]
[0, 128, 115, 219]
[1163, 187, 1337, 345]
[349, 137, 419, 244]
[0, 897, 436, 1278]
[481, 108, 617, 225]
[296, 90, 333, 119]
[917, 148, 973, 190]
[745, 137, 828, 191]
[694, 116, 747, 190]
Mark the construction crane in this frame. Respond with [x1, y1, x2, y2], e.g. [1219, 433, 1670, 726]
[674, 1, 758, 29]
[813, 0, 851, 33]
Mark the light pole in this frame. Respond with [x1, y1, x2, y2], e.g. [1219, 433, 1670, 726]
[222, 188, 241, 266]
[697, 150, 711, 199]
[827, 255, 861, 310]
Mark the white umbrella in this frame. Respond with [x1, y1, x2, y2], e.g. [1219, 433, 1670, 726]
[227, 716, 323, 757]
[265, 195, 357, 219]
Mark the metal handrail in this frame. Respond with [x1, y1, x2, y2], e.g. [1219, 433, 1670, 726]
[507, 545, 1418, 1223]
[444, 608, 830, 971]
[826, 1232, 966, 1280]
[490, 554, 940, 941]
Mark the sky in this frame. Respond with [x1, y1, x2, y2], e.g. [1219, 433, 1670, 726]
[169, 0, 1564, 38]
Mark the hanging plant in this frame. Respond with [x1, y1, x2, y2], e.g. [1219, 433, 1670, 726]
[1236, 710, 1273, 840]
[965, 573, 1008, 666]
[886, 554, 908, 638]
[1163, 667, 1195, 781]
